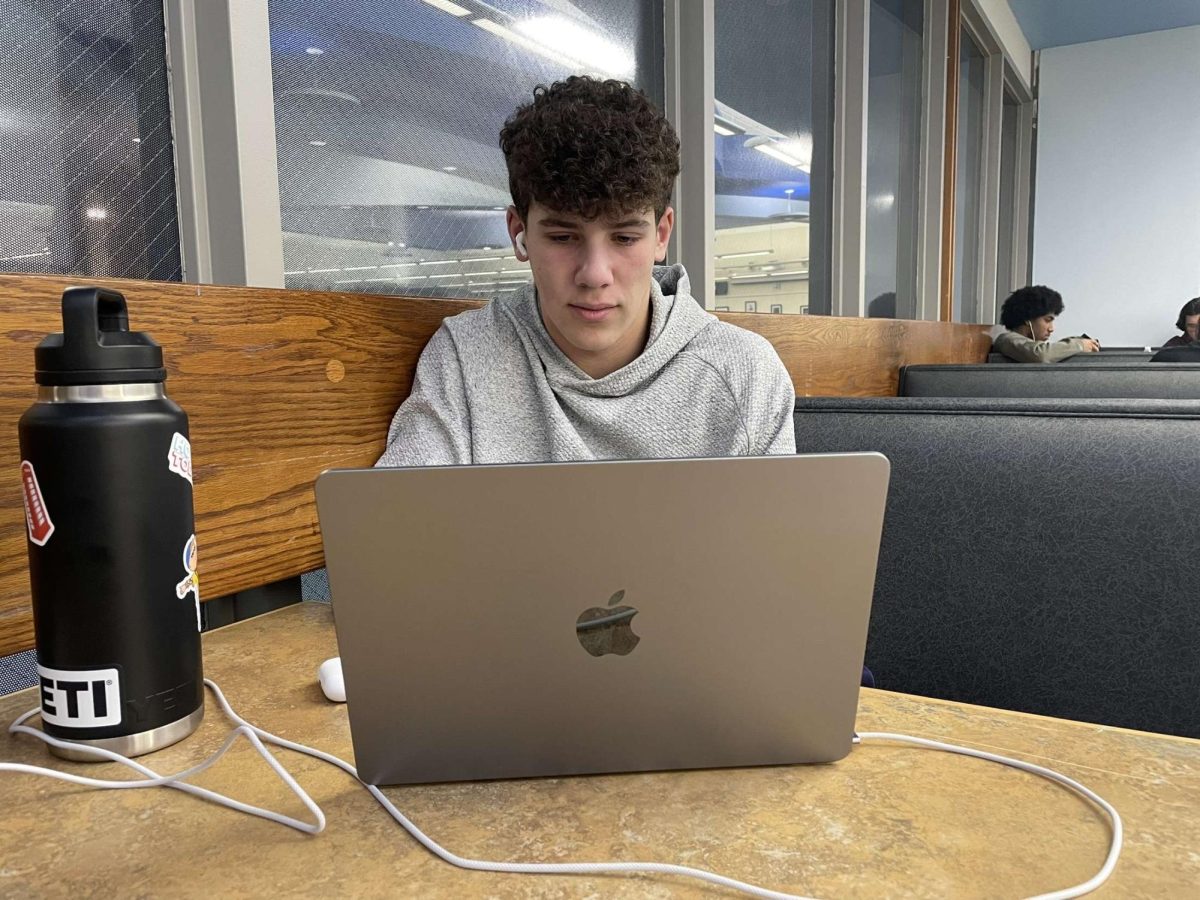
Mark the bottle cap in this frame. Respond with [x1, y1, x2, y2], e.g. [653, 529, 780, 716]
[35, 287, 167, 386]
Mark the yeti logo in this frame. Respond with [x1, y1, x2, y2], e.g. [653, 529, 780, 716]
[37, 665, 122, 728]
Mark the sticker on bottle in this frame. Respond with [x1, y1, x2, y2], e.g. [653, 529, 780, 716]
[176, 534, 199, 600]
[19, 460, 54, 546]
[176, 534, 201, 632]
[167, 432, 192, 484]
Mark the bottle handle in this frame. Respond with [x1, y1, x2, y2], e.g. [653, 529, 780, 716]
[61, 287, 130, 349]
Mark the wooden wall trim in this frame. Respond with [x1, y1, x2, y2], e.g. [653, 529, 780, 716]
[0, 274, 989, 656]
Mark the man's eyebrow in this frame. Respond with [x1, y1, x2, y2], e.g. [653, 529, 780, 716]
[535, 216, 652, 230]
[536, 217, 585, 229]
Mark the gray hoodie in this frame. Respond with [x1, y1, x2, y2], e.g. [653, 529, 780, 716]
[377, 264, 796, 466]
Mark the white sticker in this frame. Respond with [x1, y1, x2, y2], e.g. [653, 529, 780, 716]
[176, 534, 199, 601]
[37, 664, 122, 728]
[167, 432, 193, 484]
[19, 460, 55, 546]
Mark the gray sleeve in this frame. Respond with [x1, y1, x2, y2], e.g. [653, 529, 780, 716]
[375, 326, 472, 467]
[992, 331, 1086, 363]
[750, 347, 798, 456]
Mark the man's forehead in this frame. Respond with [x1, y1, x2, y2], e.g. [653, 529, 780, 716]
[530, 205, 655, 228]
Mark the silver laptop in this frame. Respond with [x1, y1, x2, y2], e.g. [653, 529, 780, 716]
[315, 453, 890, 785]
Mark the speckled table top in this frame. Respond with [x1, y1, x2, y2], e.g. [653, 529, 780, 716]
[1, 602, 1196, 899]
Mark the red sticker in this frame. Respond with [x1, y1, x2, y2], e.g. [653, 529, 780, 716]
[20, 460, 54, 546]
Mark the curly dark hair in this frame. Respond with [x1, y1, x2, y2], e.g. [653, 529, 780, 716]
[499, 76, 680, 222]
[1175, 297, 1200, 332]
[1000, 285, 1065, 331]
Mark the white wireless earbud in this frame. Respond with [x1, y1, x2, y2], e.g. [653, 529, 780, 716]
[515, 232, 527, 255]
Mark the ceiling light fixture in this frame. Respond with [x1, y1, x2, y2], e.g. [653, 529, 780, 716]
[516, 16, 635, 79]
[713, 115, 744, 136]
[716, 250, 771, 260]
[442, 166, 458, 172]
[745, 135, 810, 172]
[470, 18, 591, 72]
[420, 0, 472, 15]
[305, 47, 324, 55]
[309, 140, 327, 147]
[85, 208, 107, 220]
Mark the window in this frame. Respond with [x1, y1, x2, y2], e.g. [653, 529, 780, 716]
[0, 0, 181, 280]
[952, 27, 986, 321]
[268, 0, 663, 299]
[864, 0, 924, 319]
[995, 88, 1020, 306]
[713, 0, 834, 315]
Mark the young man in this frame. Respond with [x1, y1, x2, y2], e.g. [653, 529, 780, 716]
[377, 76, 796, 466]
[992, 285, 1100, 363]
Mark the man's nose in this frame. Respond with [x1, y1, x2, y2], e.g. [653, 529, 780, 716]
[576, 243, 614, 288]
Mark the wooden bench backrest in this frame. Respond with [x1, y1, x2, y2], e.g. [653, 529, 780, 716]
[0, 273, 989, 655]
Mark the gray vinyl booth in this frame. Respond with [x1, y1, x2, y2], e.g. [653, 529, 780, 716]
[899, 363, 1200, 399]
[792, 396, 1200, 738]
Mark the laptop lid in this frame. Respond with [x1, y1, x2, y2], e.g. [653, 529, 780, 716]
[315, 453, 889, 785]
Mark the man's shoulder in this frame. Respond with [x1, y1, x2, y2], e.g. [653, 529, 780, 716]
[432, 297, 522, 348]
[683, 317, 787, 373]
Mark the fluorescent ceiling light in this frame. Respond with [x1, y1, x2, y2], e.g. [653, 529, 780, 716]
[418, 259, 457, 266]
[752, 142, 810, 171]
[716, 250, 771, 260]
[341, 265, 377, 271]
[420, 0, 471, 15]
[308, 140, 327, 147]
[85, 207, 107, 220]
[731, 269, 808, 279]
[305, 48, 323, 55]
[713, 115, 744, 136]
[0, 250, 51, 261]
[516, 16, 635, 79]
[471, 18, 580, 71]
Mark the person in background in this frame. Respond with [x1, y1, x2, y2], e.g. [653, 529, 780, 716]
[1160, 297, 1200, 349]
[992, 285, 1100, 363]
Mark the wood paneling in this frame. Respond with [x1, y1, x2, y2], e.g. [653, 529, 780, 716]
[0, 274, 988, 656]
[717, 311, 990, 398]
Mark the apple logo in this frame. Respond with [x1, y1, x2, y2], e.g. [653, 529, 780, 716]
[575, 589, 641, 657]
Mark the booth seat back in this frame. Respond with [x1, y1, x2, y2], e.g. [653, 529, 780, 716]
[901, 363, 1200, 398]
[792, 396, 1200, 737]
[986, 350, 1155, 364]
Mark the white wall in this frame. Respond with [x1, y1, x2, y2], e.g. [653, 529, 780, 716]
[1033, 26, 1200, 348]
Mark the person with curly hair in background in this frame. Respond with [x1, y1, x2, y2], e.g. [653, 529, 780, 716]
[991, 285, 1100, 363]
[377, 76, 795, 466]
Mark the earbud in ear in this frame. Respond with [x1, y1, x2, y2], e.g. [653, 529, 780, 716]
[515, 232, 527, 255]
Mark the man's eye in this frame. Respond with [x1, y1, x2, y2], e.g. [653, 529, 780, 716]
[547, 234, 573, 243]
[614, 234, 640, 245]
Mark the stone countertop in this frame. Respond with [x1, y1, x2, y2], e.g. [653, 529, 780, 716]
[1, 602, 1196, 898]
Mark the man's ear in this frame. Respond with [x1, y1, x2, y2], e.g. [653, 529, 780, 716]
[654, 207, 675, 263]
[506, 206, 529, 262]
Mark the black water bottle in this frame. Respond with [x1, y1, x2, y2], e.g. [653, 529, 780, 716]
[18, 287, 203, 760]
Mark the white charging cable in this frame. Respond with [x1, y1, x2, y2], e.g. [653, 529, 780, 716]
[3, 680, 1122, 900]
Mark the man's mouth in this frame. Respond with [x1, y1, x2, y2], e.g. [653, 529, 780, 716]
[570, 304, 616, 322]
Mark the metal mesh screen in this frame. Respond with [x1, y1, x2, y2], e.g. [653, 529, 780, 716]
[0, 0, 181, 281]
[269, 0, 663, 299]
